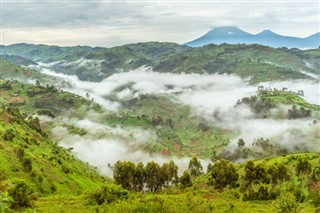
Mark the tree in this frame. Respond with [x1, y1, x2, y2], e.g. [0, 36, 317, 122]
[133, 162, 145, 191]
[161, 160, 178, 186]
[244, 160, 256, 186]
[145, 161, 162, 192]
[113, 161, 136, 190]
[188, 156, 203, 178]
[210, 159, 238, 190]
[179, 170, 192, 188]
[295, 156, 311, 176]
[237, 139, 245, 148]
[87, 184, 128, 205]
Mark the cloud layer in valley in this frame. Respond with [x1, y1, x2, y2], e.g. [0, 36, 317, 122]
[35, 66, 320, 176]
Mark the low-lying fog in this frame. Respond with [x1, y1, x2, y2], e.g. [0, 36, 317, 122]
[31, 64, 320, 176]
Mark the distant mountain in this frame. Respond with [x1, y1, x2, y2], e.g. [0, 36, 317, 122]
[185, 27, 320, 48]
[1, 42, 319, 83]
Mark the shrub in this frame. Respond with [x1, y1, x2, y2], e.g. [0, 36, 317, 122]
[6, 179, 35, 208]
[22, 157, 32, 172]
[3, 129, 15, 141]
[179, 170, 192, 189]
[87, 184, 129, 205]
[273, 192, 299, 213]
[0, 191, 14, 212]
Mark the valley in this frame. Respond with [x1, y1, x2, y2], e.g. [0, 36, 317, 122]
[0, 41, 319, 212]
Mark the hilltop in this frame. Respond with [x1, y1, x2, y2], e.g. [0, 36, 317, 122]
[185, 26, 320, 48]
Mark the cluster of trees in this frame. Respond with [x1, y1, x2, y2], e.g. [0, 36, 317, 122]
[113, 157, 205, 192]
[236, 95, 275, 116]
[287, 105, 311, 119]
[113, 160, 179, 192]
[0, 80, 13, 89]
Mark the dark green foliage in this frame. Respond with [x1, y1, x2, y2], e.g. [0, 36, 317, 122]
[6, 179, 35, 208]
[22, 157, 32, 172]
[243, 186, 278, 201]
[0, 80, 13, 89]
[311, 166, 320, 181]
[37, 109, 55, 118]
[113, 161, 136, 190]
[273, 192, 299, 213]
[61, 165, 71, 174]
[179, 170, 192, 188]
[87, 184, 128, 205]
[268, 163, 290, 185]
[295, 156, 312, 175]
[210, 159, 238, 190]
[15, 147, 25, 161]
[3, 129, 15, 141]
[161, 160, 179, 186]
[309, 188, 320, 209]
[244, 161, 270, 185]
[288, 105, 311, 119]
[188, 157, 203, 178]
[145, 161, 162, 192]
[237, 95, 275, 116]
[133, 162, 145, 191]
[237, 139, 245, 148]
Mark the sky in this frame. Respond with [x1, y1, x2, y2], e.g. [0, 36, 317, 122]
[1, 0, 319, 47]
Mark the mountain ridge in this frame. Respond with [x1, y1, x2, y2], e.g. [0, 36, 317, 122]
[185, 26, 319, 48]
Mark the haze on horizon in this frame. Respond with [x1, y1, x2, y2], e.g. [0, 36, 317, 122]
[1, 1, 319, 47]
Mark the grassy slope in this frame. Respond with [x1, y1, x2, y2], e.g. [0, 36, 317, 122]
[152, 44, 314, 83]
[0, 79, 94, 116]
[105, 95, 233, 158]
[0, 108, 106, 196]
[33, 152, 319, 212]
[259, 90, 320, 112]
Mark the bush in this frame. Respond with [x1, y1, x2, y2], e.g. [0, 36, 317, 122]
[3, 129, 15, 141]
[273, 192, 299, 213]
[22, 157, 32, 172]
[309, 189, 320, 208]
[0, 191, 13, 212]
[6, 179, 35, 208]
[87, 184, 129, 205]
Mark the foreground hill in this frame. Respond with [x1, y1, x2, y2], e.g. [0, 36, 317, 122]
[33, 152, 320, 212]
[0, 107, 106, 196]
[1, 42, 319, 83]
[185, 26, 320, 48]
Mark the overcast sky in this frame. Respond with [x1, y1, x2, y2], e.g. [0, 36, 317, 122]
[2, 0, 319, 47]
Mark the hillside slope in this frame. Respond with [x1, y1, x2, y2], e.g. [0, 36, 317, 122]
[2, 43, 319, 83]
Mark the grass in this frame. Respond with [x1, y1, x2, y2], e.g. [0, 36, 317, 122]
[0, 108, 107, 196]
[30, 152, 319, 213]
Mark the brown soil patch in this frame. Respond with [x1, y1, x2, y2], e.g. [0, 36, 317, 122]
[9, 96, 25, 103]
[160, 149, 170, 156]
[0, 112, 12, 123]
[173, 143, 181, 150]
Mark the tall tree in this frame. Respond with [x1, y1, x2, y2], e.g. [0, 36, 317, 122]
[210, 159, 238, 190]
[113, 161, 136, 190]
[145, 161, 162, 192]
[188, 156, 203, 178]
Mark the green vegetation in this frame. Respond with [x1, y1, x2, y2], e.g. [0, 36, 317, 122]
[152, 44, 316, 83]
[2, 43, 319, 83]
[26, 153, 320, 212]
[0, 107, 106, 208]
[104, 94, 234, 158]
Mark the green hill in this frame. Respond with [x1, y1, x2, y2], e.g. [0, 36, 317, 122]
[0, 107, 106, 197]
[2, 43, 319, 83]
